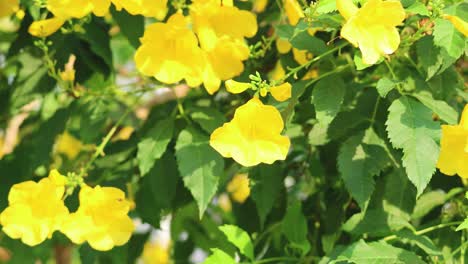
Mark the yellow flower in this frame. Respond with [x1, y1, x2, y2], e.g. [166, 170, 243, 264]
[283, 0, 304, 25]
[0, 170, 69, 246]
[28, 17, 66, 37]
[113, 0, 168, 20]
[55, 132, 83, 160]
[0, 0, 19, 18]
[210, 97, 290, 167]
[270, 82, 292, 102]
[437, 105, 468, 178]
[60, 185, 134, 251]
[135, 13, 205, 87]
[270, 61, 286, 80]
[190, 0, 258, 94]
[47, 0, 110, 18]
[444, 15, 468, 37]
[225, 79, 251, 94]
[337, 0, 405, 65]
[141, 241, 170, 264]
[227, 174, 250, 203]
[253, 0, 268, 13]
[113, 126, 135, 141]
[292, 48, 313, 65]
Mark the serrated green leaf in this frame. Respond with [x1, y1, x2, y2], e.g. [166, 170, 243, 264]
[386, 96, 441, 195]
[290, 31, 328, 55]
[312, 75, 345, 125]
[219, 225, 254, 260]
[416, 36, 443, 80]
[433, 18, 465, 59]
[383, 169, 416, 221]
[175, 127, 224, 217]
[412, 91, 459, 124]
[308, 122, 329, 146]
[137, 117, 174, 176]
[338, 128, 390, 209]
[376, 77, 396, 98]
[282, 201, 311, 256]
[316, 0, 337, 14]
[190, 107, 226, 133]
[203, 249, 236, 264]
[406, 1, 429, 16]
[331, 240, 425, 264]
[251, 164, 284, 226]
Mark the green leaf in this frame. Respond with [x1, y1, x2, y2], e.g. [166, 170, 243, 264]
[406, 1, 430, 16]
[433, 18, 465, 60]
[411, 190, 446, 219]
[189, 107, 226, 133]
[282, 201, 311, 255]
[456, 218, 468, 231]
[412, 91, 459, 125]
[80, 17, 113, 68]
[175, 127, 224, 217]
[331, 240, 425, 264]
[219, 225, 254, 260]
[396, 229, 442, 256]
[203, 249, 236, 264]
[290, 31, 328, 55]
[136, 151, 179, 227]
[338, 128, 390, 209]
[250, 164, 284, 226]
[308, 122, 329, 146]
[316, 0, 337, 14]
[137, 117, 174, 176]
[376, 78, 396, 98]
[312, 75, 345, 125]
[386, 96, 440, 195]
[383, 169, 416, 222]
[110, 7, 144, 49]
[416, 36, 443, 80]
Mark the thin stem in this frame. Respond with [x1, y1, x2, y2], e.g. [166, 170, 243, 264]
[281, 42, 349, 82]
[253, 257, 299, 264]
[370, 97, 381, 124]
[384, 60, 403, 93]
[383, 221, 462, 242]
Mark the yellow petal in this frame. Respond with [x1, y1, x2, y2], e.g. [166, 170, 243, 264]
[276, 38, 292, 54]
[225, 80, 251, 94]
[270, 82, 292, 102]
[336, 0, 358, 20]
[227, 174, 250, 203]
[28, 17, 66, 37]
[283, 0, 304, 25]
[444, 15, 468, 37]
[437, 125, 468, 178]
[460, 105, 468, 130]
[253, 0, 268, 13]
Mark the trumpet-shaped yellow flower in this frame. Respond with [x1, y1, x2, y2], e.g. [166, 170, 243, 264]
[270, 82, 292, 102]
[191, 0, 258, 94]
[141, 241, 170, 264]
[28, 17, 66, 37]
[60, 185, 134, 251]
[135, 13, 205, 87]
[437, 105, 468, 178]
[55, 132, 83, 160]
[227, 174, 250, 203]
[337, 0, 405, 65]
[283, 0, 304, 25]
[113, 0, 168, 20]
[0, 170, 69, 246]
[444, 15, 468, 37]
[0, 0, 19, 18]
[47, 0, 110, 18]
[210, 97, 290, 166]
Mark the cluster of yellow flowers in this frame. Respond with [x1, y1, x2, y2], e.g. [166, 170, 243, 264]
[0, 170, 134, 251]
[28, 0, 167, 37]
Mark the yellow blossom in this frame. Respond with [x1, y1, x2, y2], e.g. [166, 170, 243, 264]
[47, 0, 110, 18]
[225, 79, 251, 94]
[227, 174, 250, 203]
[113, 126, 135, 141]
[0, 0, 19, 18]
[210, 97, 290, 167]
[444, 15, 468, 37]
[283, 0, 304, 25]
[218, 193, 232, 212]
[190, 0, 258, 94]
[135, 13, 205, 87]
[276, 38, 292, 54]
[28, 17, 66, 37]
[253, 0, 268, 13]
[270, 61, 286, 80]
[60, 185, 134, 251]
[113, 0, 168, 20]
[292, 48, 313, 65]
[55, 132, 83, 160]
[141, 241, 170, 264]
[337, 0, 405, 65]
[0, 170, 69, 246]
[437, 105, 468, 178]
[270, 82, 292, 102]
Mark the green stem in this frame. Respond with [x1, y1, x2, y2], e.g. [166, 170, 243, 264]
[254, 257, 299, 264]
[383, 221, 462, 242]
[370, 97, 381, 124]
[281, 42, 349, 82]
[305, 64, 351, 88]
